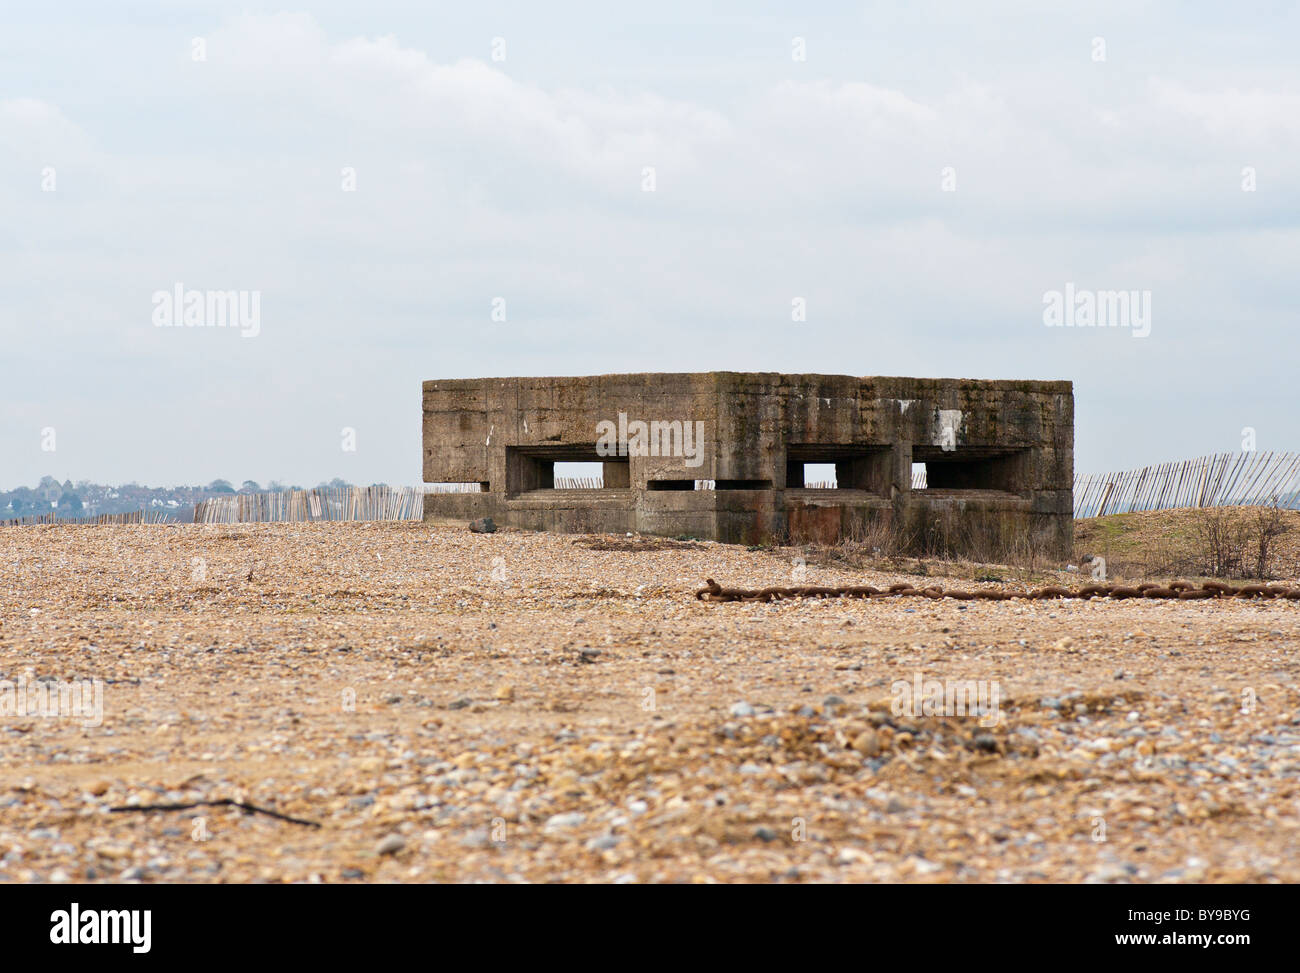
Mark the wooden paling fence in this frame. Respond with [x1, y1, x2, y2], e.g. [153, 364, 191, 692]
[1074, 451, 1300, 518]
[194, 486, 433, 524]
[553, 476, 603, 489]
[1, 509, 175, 527]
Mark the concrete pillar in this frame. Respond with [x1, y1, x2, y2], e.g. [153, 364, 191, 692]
[602, 461, 630, 488]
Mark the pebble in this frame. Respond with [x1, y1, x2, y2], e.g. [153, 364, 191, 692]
[544, 812, 586, 833]
[1085, 864, 1129, 884]
[851, 731, 880, 757]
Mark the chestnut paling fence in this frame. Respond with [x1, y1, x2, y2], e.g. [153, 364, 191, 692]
[0, 509, 177, 526]
[1073, 451, 1300, 518]
[193, 485, 431, 523]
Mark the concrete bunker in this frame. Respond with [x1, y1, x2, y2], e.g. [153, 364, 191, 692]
[423, 372, 1073, 557]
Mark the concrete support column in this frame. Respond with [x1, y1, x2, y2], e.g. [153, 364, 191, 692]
[602, 461, 630, 488]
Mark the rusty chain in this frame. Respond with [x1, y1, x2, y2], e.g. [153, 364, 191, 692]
[695, 578, 1300, 604]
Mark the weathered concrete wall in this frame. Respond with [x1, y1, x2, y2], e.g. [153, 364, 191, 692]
[423, 372, 1073, 557]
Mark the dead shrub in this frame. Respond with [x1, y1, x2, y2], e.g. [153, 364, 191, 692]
[1249, 505, 1291, 580]
[1193, 508, 1247, 578]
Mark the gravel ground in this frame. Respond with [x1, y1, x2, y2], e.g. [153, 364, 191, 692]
[2, 521, 1299, 884]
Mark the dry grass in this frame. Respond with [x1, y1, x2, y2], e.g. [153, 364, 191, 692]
[1075, 506, 1300, 583]
[793, 505, 1300, 587]
[578, 537, 707, 552]
[795, 517, 1060, 585]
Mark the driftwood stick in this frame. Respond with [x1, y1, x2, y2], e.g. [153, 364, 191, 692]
[108, 798, 320, 828]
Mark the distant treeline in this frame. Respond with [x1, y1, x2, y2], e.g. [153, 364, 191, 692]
[0, 477, 360, 522]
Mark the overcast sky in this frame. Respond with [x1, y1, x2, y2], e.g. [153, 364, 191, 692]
[2, 1, 1297, 489]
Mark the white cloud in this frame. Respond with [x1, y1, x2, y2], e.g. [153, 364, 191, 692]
[1147, 78, 1300, 141]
